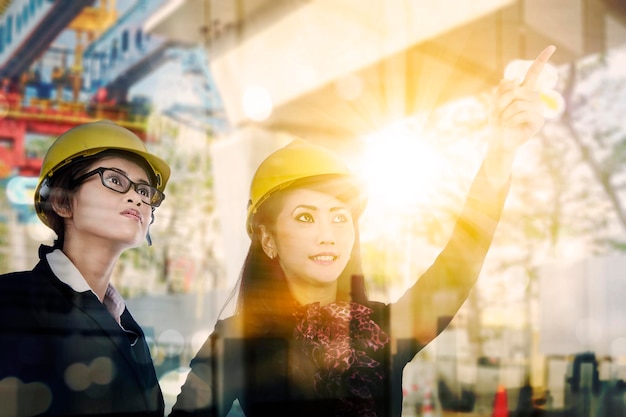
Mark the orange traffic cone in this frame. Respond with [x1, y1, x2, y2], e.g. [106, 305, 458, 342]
[492, 385, 509, 417]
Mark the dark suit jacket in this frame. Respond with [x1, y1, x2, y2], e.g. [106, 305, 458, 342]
[0, 246, 164, 416]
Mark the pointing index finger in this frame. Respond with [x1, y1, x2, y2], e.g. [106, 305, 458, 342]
[521, 45, 556, 88]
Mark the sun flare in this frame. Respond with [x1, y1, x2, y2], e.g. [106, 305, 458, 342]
[355, 121, 447, 214]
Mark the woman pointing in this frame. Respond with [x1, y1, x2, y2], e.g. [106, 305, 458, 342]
[171, 45, 556, 417]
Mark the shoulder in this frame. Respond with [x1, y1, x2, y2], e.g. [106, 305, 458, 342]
[0, 269, 42, 291]
[0, 247, 54, 287]
[364, 299, 388, 316]
[0, 271, 42, 327]
[0, 263, 65, 311]
[0, 259, 55, 286]
[186, 315, 244, 364]
[213, 314, 245, 338]
[365, 299, 387, 310]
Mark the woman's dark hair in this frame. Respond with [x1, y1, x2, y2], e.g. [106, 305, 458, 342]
[236, 176, 368, 335]
[39, 150, 156, 248]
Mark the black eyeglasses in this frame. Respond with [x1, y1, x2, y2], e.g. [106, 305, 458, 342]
[71, 167, 165, 207]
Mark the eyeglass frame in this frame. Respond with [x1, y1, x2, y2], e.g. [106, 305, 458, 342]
[70, 167, 165, 207]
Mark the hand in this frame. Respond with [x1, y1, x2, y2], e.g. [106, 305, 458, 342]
[483, 45, 556, 186]
[489, 45, 557, 154]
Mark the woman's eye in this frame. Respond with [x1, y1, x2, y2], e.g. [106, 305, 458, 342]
[137, 186, 150, 197]
[332, 213, 349, 223]
[105, 175, 122, 186]
[295, 213, 314, 223]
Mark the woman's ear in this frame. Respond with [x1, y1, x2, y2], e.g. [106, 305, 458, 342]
[49, 189, 73, 218]
[258, 225, 277, 259]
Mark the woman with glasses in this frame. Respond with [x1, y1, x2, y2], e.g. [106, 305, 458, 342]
[170, 45, 556, 417]
[0, 120, 169, 416]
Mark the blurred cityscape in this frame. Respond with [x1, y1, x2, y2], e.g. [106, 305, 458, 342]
[1, 0, 626, 415]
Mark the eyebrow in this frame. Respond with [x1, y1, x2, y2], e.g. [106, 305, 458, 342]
[292, 205, 348, 212]
[108, 167, 151, 184]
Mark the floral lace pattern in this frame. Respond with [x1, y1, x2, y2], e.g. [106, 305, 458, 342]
[293, 301, 390, 416]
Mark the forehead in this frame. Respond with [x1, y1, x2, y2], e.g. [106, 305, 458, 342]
[87, 156, 150, 179]
[279, 188, 348, 210]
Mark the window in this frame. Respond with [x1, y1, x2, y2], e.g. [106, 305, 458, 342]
[6, 15, 13, 44]
[121, 30, 129, 53]
[135, 29, 143, 50]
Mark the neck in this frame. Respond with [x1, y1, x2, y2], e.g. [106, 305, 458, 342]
[286, 278, 337, 307]
[62, 237, 123, 302]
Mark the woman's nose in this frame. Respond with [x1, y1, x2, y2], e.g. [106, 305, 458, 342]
[126, 192, 142, 206]
[317, 221, 335, 245]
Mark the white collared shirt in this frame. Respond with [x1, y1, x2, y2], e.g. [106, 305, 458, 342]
[46, 249, 126, 327]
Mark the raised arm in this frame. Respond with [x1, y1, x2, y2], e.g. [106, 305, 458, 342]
[484, 44, 557, 186]
[389, 46, 556, 351]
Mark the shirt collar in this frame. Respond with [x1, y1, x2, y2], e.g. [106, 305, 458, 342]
[46, 249, 126, 325]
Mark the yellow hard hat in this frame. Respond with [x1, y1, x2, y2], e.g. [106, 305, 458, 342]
[34, 120, 171, 227]
[246, 138, 364, 236]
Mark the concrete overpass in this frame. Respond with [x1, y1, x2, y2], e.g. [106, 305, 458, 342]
[143, 0, 626, 287]
[144, 0, 622, 143]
